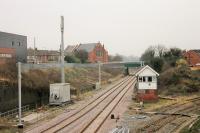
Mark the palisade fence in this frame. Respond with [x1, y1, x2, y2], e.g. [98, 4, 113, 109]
[21, 62, 126, 71]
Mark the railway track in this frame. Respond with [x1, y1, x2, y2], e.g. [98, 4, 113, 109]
[136, 97, 200, 133]
[26, 76, 135, 133]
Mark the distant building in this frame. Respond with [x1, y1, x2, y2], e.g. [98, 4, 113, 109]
[134, 65, 159, 102]
[65, 42, 108, 63]
[0, 48, 16, 64]
[0, 31, 27, 63]
[183, 50, 200, 67]
[27, 48, 60, 63]
[65, 45, 78, 56]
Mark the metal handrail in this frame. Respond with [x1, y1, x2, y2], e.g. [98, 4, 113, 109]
[0, 105, 30, 118]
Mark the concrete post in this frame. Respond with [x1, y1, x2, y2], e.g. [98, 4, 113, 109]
[60, 16, 65, 83]
[18, 62, 23, 128]
[98, 61, 101, 88]
[34, 37, 36, 64]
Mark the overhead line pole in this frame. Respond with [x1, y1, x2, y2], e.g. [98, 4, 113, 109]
[98, 61, 101, 88]
[60, 16, 65, 83]
[18, 62, 23, 128]
[34, 37, 36, 64]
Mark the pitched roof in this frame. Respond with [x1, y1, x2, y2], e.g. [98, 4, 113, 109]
[135, 65, 159, 76]
[77, 43, 99, 52]
[192, 50, 200, 55]
[65, 45, 78, 54]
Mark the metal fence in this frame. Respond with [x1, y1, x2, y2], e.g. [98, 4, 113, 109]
[21, 63, 99, 71]
[20, 62, 137, 72]
[0, 105, 30, 118]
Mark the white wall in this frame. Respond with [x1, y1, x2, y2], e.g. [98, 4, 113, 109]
[49, 83, 70, 104]
[137, 67, 158, 90]
[138, 82, 157, 90]
[138, 67, 157, 77]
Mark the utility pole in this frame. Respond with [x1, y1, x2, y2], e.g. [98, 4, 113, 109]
[60, 16, 65, 83]
[34, 37, 36, 64]
[98, 61, 101, 88]
[18, 62, 23, 128]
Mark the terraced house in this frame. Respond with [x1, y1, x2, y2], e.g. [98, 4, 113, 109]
[27, 48, 60, 63]
[0, 31, 27, 63]
[65, 42, 108, 63]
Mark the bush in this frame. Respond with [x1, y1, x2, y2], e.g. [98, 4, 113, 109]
[64, 55, 81, 63]
[159, 64, 200, 94]
[74, 50, 88, 63]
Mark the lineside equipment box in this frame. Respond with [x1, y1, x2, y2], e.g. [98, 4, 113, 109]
[49, 83, 70, 105]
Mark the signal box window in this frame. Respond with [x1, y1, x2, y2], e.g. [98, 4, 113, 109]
[143, 77, 146, 82]
[148, 76, 152, 82]
[139, 77, 142, 82]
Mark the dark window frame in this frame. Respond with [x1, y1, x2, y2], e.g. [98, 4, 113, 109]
[139, 77, 142, 82]
[142, 77, 146, 82]
[12, 41, 14, 46]
[148, 76, 152, 82]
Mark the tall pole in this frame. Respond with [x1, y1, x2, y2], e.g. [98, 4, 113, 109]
[34, 37, 36, 64]
[60, 16, 65, 83]
[98, 61, 101, 88]
[18, 62, 23, 128]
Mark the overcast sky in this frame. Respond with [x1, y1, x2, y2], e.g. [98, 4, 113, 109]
[0, 0, 199, 56]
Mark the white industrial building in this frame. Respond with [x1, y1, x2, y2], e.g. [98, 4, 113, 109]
[49, 83, 70, 105]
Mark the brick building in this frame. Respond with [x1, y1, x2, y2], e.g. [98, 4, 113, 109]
[183, 50, 200, 67]
[65, 42, 108, 63]
[0, 48, 16, 64]
[0, 31, 27, 63]
[27, 48, 60, 63]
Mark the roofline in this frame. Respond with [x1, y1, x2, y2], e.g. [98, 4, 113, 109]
[0, 31, 27, 37]
[186, 50, 200, 58]
[135, 65, 159, 76]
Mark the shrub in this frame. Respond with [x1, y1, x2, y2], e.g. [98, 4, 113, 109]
[64, 55, 81, 63]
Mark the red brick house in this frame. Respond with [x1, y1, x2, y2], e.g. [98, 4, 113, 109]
[183, 50, 200, 67]
[0, 48, 16, 64]
[65, 42, 108, 63]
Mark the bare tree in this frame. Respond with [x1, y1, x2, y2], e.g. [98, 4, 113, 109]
[155, 44, 167, 58]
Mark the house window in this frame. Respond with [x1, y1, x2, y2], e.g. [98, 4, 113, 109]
[12, 41, 14, 46]
[0, 54, 12, 58]
[96, 51, 102, 57]
[148, 76, 152, 82]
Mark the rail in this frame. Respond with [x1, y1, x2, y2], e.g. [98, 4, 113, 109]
[25, 76, 133, 133]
